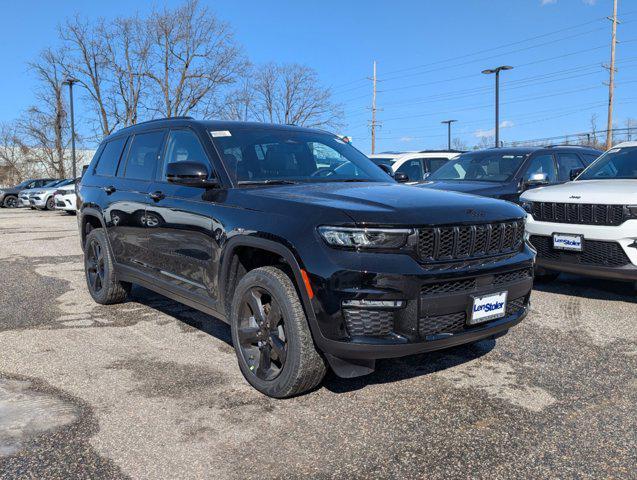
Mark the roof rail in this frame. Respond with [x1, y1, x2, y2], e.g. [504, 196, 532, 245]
[120, 116, 194, 130]
[544, 144, 591, 149]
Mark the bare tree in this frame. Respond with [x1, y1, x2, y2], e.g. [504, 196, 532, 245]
[144, 0, 245, 118]
[0, 122, 33, 183]
[60, 15, 113, 137]
[251, 62, 342, 128]
[221, 73, 256, 121]
[589, 113, 599, 147]
[451, 138, 468, 151]
[21, 48, 71, 178]
[103, 15, 152, 128]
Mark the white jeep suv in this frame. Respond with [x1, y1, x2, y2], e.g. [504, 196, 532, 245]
[520, 142, 637, 283]
[369, 150, 461, 183]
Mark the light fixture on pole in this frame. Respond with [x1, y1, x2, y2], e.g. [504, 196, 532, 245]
[62, 77, 79, 178]
[441, 120, 457, 150]
[481, 66, 513, 148]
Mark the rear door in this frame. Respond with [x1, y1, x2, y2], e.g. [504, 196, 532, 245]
[144, 127, 222, 306]
[103, 130, 166, 271]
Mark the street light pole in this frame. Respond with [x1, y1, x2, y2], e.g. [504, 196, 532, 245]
[441, 120, 457, 150]
[481, 66, 513, 148]
[63, 78, 79, 178]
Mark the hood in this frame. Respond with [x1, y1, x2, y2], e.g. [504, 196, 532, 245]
[520, 179, 637, 204]
[234, 182, 524, 225]
[418, 180, 508, 199]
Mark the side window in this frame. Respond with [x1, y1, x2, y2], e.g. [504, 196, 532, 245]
[556, 153, 585, 181]
[524, 154, 557, 183]
[122, 131, 165, 181]
[396, 159, 424, 181]
[161, 129, 211, 180]
[94, 137, 127, 177]
[426, 158, 448, 173]
[581, 153, 600, 166]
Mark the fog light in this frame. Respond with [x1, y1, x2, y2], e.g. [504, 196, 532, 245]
[342, 299, 405, 308]
[629, 240, 637, 249]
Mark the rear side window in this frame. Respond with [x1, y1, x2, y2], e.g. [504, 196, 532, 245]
[556, 153, 585, 182]
[122, 131, 165, 181]
[95, 137, 127, 177]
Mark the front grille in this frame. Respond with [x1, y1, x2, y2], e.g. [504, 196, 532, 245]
[417, 220, 524, 263]
[531, 202, 625, 226]
[343, 309, 393, 337]
[530, 235, 631, 267]
[421, 268, 532, 297]
[418, 295, 527, 338]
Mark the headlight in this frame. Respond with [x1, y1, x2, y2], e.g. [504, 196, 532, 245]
[520, 201, 533, 214]
[318, 226, 414, 249]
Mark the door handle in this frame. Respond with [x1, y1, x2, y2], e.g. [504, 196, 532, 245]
[104, 185, 116, 194]
[149, 191, 165, 202]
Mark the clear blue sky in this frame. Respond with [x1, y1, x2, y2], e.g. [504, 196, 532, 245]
[0, 0, 635, 153]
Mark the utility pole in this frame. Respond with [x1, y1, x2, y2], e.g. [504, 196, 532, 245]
[605, 0, 618, 150]
[482, 65, 513, 148]
[441, 120, 457, 150]
[370, 61, 378, 154]
[63, 78, 79, 179]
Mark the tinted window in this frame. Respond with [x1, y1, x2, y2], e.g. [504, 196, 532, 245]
[556, 153, 584, 181]
[524, 154, 557, 183]
[212, 129, 389, 184]
[429, 152, 526, 182]
[581, 153, 600, 166]
[427, 158, 448, 173]
[161, 129, 211, 180]
[123, 131, 165, 181]
[578, 146, 637, 180]
[95, 137, 127, 177]
[396, 159, 424, 181]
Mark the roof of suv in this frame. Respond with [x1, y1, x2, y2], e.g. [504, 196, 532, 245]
[109, 117, 326, 140]
[463, 146, 602, 155]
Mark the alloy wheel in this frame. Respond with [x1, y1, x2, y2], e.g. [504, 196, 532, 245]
[237, 287, 288, 381]
[86, 239, 105, 294]
[5, 197, 17, 208]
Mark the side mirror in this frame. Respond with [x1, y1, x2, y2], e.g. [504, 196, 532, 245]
[569, 167, 584, 181]
[394, 172, 410, 183]
[166, 161, 219, 188]
[525, 172, 549, 188]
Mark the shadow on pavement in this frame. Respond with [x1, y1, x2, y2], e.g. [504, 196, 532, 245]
[533, 273, 637, 303]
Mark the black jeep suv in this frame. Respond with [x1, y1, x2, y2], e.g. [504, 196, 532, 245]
[77, 117, 534, 397]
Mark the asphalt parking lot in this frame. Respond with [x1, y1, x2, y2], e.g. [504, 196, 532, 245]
[0, 208, 635, 479]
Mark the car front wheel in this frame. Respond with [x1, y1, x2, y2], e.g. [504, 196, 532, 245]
[230, 266, 326, 398]
[3, 196, 18, 208]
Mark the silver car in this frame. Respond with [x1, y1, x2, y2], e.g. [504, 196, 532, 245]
[26, 179, 73, 210]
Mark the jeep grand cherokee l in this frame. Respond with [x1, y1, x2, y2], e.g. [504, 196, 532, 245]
[77, 117, 534, 397]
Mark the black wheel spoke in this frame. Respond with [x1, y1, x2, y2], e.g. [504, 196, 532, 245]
[269, 334, 287, 364]
[257, 346, 271, 377]
[247, 289, 266, 324]
[238, 326, 260, 345]
[267, 300, 282, 327]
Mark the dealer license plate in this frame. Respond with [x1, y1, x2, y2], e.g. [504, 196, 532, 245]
[469, 291, 508, 325]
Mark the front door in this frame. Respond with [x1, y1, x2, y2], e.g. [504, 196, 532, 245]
[145, 128, 222, 309]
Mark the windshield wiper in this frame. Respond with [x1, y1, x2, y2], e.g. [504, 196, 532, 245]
[238, 179, 299, 186]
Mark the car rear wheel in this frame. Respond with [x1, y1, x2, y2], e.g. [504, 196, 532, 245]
[230, 266, 326, 398]
[3, 196, 17, 208]
[84, 228, 131, 304]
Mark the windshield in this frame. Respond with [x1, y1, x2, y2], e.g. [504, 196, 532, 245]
[577, 146, 637, 180]
[212, 128, 391, 184]
[43, 180, 64, 188]
[428, 151, 527, 182]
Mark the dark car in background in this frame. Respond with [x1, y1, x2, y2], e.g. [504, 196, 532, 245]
[418, 146, 602, 203]
[0, 178, 57, 208]
[77, 117, 534, 398]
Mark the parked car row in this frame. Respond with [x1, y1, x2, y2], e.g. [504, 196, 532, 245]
[0, 177, 78, 213]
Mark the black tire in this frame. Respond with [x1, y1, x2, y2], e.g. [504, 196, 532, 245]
[3, 196, 18, 208]
[230, 266, 326, 398]
[84, 228, 131, 304]
[45, 196, 55, 210]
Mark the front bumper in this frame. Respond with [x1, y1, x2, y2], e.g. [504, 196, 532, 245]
[29, 196, 47, 208]
[55, 194, 76, 211]
[19, 195, 31, 207]
[525, 216, 637, 281]
[305, 246, 534, 361]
